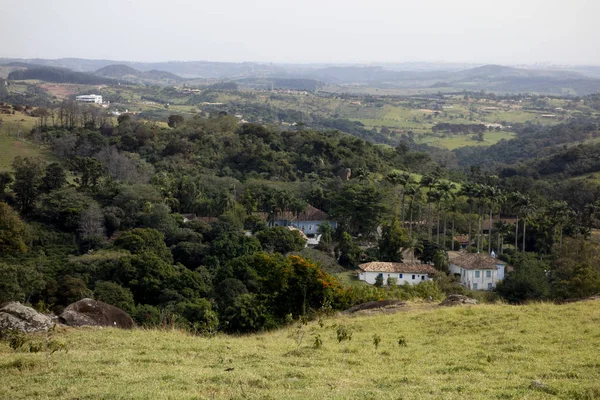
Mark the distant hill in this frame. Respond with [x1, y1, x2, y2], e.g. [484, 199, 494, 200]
[7, 65, 116, 85]
[94, 64, 184, 84]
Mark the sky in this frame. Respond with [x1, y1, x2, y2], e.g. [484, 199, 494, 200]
[1, 0, 599, 65]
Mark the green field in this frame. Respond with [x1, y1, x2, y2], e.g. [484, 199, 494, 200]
[2, 300, 600, 399]
[0, 113, 48, 171]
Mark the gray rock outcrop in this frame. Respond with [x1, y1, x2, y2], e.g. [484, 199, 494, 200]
[59, 298, 134, 329]
[439, 294, 479, 306]
[0, 302, 53, 333]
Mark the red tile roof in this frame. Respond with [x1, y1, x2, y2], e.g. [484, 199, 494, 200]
[358, 262, 438, 274]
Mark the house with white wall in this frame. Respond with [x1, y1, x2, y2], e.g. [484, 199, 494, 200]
[256, 205, 337, 238]
[358, 262, 437, 286]
[449, 252, 506, 291]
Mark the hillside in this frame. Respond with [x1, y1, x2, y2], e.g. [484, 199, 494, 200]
[2, 301, 599, 399]
[7, 66, 115, 85]
[94, 64, 184, 84]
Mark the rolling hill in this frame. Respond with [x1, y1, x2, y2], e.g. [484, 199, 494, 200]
[94, 64, 184, 84]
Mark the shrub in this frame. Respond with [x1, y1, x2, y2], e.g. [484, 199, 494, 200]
[132, 304, 161, 327]
[93, 281, 135, 313]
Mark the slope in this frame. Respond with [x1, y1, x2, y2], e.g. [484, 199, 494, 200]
[1, 300, 599, 399]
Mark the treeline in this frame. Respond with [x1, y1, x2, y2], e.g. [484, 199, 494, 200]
[8, 67, 116, 85]
[454, 120, 600, 169]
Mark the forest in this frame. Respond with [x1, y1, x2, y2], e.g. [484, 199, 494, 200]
[1, 96, 600, 335]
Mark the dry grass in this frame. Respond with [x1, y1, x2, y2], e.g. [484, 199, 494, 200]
[2, 300, 600, 399]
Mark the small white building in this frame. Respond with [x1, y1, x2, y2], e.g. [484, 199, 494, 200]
[76, 94, 103, 104]
[449, 252, 506, 291]
[358, 262, 437, 286]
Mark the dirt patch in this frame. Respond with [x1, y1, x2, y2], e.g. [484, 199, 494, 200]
[39, 84, 78, 98]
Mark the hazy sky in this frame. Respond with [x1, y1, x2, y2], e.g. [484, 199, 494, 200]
[2, 0, 599, 65]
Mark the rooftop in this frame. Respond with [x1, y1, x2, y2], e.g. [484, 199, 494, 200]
[358, 262, 438, 275]
[450, 252, 506, 270]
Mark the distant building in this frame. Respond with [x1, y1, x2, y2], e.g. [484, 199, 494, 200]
[76, 94, 102, 104]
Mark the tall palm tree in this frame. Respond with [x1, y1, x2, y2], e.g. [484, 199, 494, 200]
[508, 192, 525, 252]
[448, 202, 460, 251]
[404, 184, 419, 238]
[420, 175, 439, 241]
[520, 195, 536, 253]
[385, 171, 412, 220]
[429, 189, 443, 245]
[486, 186, 504, 254]
[473, 184, 488, 252]
[583, 200, 600, 240]
[436, 180, 457, 248]
[458, 182, 478, 250]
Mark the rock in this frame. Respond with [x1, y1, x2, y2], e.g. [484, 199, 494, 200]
[339, 168, 351, 181]
[0, 302, 53, 333]
[439, 294, 479, 306]
[343, 300, 406, 314]
[59, 298, 134, 329]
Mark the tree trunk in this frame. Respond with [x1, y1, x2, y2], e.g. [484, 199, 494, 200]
[408, 198, 414, 237]
[514, 216, 519, 251]
[559, 226, 563, 248]
[443, 209, 448, 249]
[436, 204, 441, 245]
[452, 216, 455, 251]
[427, 202, 432, 240]
[400, 191, 406, 222]
[488, 204, 493, 254]
[467, 201, 473, 249]
[522, 216, 527, 253]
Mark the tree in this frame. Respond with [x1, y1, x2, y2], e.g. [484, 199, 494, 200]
[93, 281, 135, 313]
[115, 228, 173, 263]
[0, 172, 13, 200]
[496, 253, 550, 303]
[420, 175, 439, 240]
[486, 186, 504, 254]
[0, 202, 28, 254]
[70, 156, 103, 189]
[336, 232, 361, 268]
[550, 238, 600, 299]
[459, 183, 478, 249]
[167, 114, 185, 128]
[12, 156, 44, 213]
[378, 218, 408, 262]
[256, 226, 307, 254]
[41, 162, 67, 193]
[520, 195, 536, 253]
[432, 250, 450, 273]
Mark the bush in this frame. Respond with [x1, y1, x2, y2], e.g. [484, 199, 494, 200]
[93, 281, 135, 313]
[132, 304, 161, 327]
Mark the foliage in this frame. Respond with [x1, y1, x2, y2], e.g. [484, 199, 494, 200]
[93, 281, 135, 313]
[0, 202, 28, 254]
[256, 226, 307, 254]
[377, 218, 408, 262]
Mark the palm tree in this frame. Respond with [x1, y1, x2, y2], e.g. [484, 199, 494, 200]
[508, 192, 525, 252]
[494, 220, 511, 254]
[419, 175, 439, 240]
[583, 200, 600, 240]
[458, 182, 478, 250]
[436, 180, 457, 249]
[473, 184, 489, 252]
[548, 201, 572, 249]
[385, 171, 412, 220]
[429, 189, 443, 245]
[486, 186, 504, 254]
[447, 202, 460, 251]
[520, 195, 536, 253]
[404, 184, 419, 238]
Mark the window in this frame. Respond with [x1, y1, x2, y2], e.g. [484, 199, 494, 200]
[473, 283, 478, 290]
[488, 283, 493, 290]
[399, 274, 403, 279]
[486, 270, 492, 278]
[421, 276, 425, 280]
[412, 275, 416, 280]
[474, 271, 481, 278]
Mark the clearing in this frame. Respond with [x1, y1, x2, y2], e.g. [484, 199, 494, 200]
[2, 300, 599, 399]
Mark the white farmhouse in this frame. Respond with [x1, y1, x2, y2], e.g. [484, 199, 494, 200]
[75, 94, 103, 104]
[358, 262, 437, 286]
[449, 252, 507, 291]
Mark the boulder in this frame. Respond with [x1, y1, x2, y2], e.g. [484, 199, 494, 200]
[439, 294, 479, 306]
[0, 302, 53, 333]
[343, 300, 406, 314]
[59, 298, 134, 329]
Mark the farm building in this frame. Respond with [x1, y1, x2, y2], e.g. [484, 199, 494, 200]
[75, 94, 103, 104]
[357, 262, 437, 286]
[449, 252, 507, 291]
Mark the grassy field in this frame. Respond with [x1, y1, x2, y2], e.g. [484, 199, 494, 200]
[0, 112, 48, 171]
[2, 300, 600, 399]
